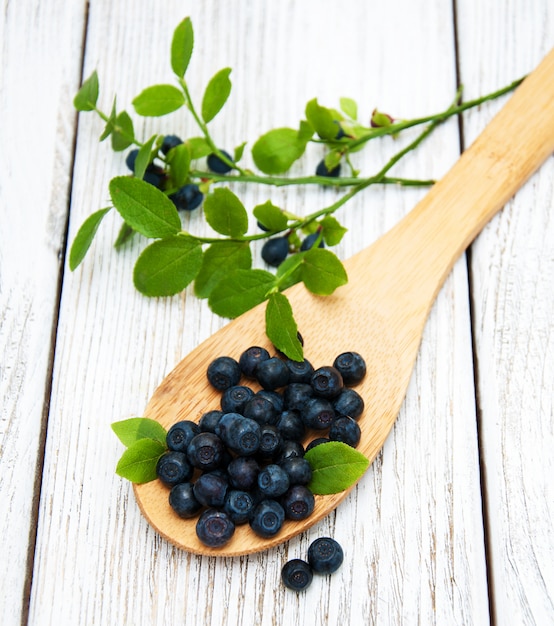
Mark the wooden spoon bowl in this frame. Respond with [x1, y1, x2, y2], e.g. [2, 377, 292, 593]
[135, 48, 554, 556]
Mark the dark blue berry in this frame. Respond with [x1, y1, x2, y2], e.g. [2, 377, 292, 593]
[186, 432, 225, 471]
[257, 424, 283, 460]
[257, 220, 271, 232]
[249, 499, 285, 538]
[301, 397, 336, 430]
[275, 439, 305, 463]
[218, 414, 262, 457]
[308, 537, 344, 574]
[280, 457, 312, 485]
[281, 559, 313, 591]
[169, 482, 202, 518]
[227, 456, 260, 491]
[143, 165, 166, 188]
[224, 490, 256, 524]
[315, 159, 341, 177]
[281, 485, 315, 521]
[193, 471, 229, 508]
[334, 121, 347, 139]
[284, 358, 314, 383]
[166, 420, 200, 452]
[196, 509, 235, 548]
[329, 416, 361, 447]
[256, 357, 290, 391]
[198, 409, 224, 433]
[169, 183, 204, 211]
[243, 394, 280, 426]
[156, 451, 194, 487]
[161, 134, 183, 155]
[283, 383, 314, 412]
[261, 237, 289, 267]
[207, 150, 233, 173]
[238, 346, 270, 378]
[276, 410, 305, 442]
[305, 437, 330, 452]
[332, 351, 367, 385]
[207, 356, 241, 391]
[257, 464, 290, 498]
[220, 385, 255, 414]
[257, 390, 285, 413]
[300, 232, 325, 251]
[310, 366, 343, 399]
[125, 149, 139, 171]
[333, 388, 365, 420]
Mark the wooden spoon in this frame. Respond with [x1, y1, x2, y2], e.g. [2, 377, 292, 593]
[135, 49, 554, 556]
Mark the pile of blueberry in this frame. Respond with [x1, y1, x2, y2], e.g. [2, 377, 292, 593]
[282, 537, 344, 591]
[155, 345, 366, 549]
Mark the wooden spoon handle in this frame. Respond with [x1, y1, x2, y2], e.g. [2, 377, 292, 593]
[368, 47, 554, 307]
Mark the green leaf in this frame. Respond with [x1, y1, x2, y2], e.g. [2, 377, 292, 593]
[111, 111, 134, 151]
[133, 135, 158, 180]
[171, 17, 194, 78]
[324, 150, 342, 171]
[340, 97, 358, 120]
[111, 417, 168, 447]
[166, 142, 191, 188]
[132, 84, 185, 117]
[275, 252, 305, 290]
[298, 120, 315, 142]
[251, 127, 309, 174]
[253, 200, 288, 232]
[265, 292, 303, 361]
[74, 70, 99, 111]
[209, 269, 274, 318]
[305, 98, 339, 140]
[194, 241, 252, 299]
[109, 176, 181, 238]
[114, 221, 136, 248]
[204, 188, 248, 236]
[320, 216, 347, 246]
[69, 207, 111, 270]
[99, 97, 117, 141]
[201, 67, 232, 123]
[233, 141, 247, 163]
[186, 136, 212, 159]
[115, 438, 167, 484]
[133, 235, 203, 297]
[301, 248, 348, 295]
[305, 441, 369, 494]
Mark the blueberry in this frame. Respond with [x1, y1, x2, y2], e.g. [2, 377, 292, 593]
[257, 424, 283, 460]
[256, 357, 290, 391]
[224, 490, 257, 524]
[315, 159, 341, 177]
[207, 149, 234, 173]
[143, 164, 166, 188]
[193, 471, 229, 508]
[249, 499, 285, 538]
[125, 149, 139, 171]
[257, 220, 271, 232]
[156, 451, 194, 487]
[300, 232, 324, 251]
[257, 464, 290, 498]
[281, 559, 313, 591]
[166, 420, 200, 452]
[281, 485, 315, 521]
[276, 410, 306, 442]
[310, 366, 343, 399]
[239, 346, 270, 378]
[332, 388, 365, 420]
[280, 457, 312, 485]
[329, 416, 361, 447]
[305, 437, 330, 452]
[196, 509, 235, 548]
[169, 183, 204, 211]
[219, 414, 262, 457]
[275, 439, 305, 463]
[334, 121, 347, 139]
[198, 409, 224, 433]
[161, 134, 183, 155]
[257, 390, 285, 413]
[283, 383, 314, 412]
[242, 394, 279, 426]
[261, 237, 289, 267]
[186, 432, 226, 471]
[301, 397, 336, 430]
[207, 356, 241, 391]
[220, 385, 255, 414]
[169, 482, 203, 518]
[332, 351, 367, 385]
[227, 456, 260, 491]
[284, 358, 314, 383]
[307, 537, 344, 574]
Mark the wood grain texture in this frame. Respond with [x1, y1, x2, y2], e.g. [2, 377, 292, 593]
[0, 1, 87, 624]
[457, 1, 554, 623]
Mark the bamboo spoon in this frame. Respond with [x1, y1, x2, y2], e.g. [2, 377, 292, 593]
[135, 49, 554, 556]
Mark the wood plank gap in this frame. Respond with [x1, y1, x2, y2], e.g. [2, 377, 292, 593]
[18, 4, 91, 625]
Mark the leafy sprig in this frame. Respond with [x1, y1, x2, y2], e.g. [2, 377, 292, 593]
[71, 16, 523, 360]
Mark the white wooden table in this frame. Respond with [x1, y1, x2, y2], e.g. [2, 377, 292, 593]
[1, 1, 553, 624]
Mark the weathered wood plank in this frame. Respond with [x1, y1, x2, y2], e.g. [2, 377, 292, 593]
[457, 1, 554, 623]
[28, 1, 491, 624]
[0, 1, 88, 624]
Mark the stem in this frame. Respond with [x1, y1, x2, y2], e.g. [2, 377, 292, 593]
[93, 106, 145, 149]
